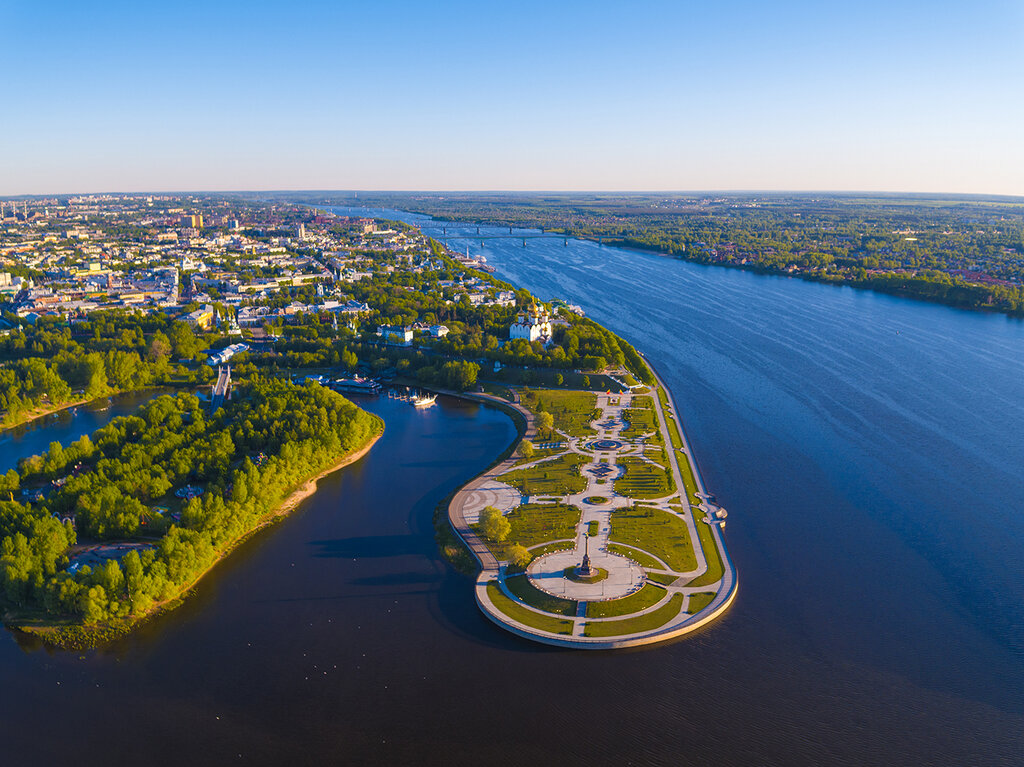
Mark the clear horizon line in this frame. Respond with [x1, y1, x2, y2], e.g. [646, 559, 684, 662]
[4, 187, 1024, 201]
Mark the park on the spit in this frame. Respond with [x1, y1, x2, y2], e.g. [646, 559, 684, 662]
[449, 369, 737, 648]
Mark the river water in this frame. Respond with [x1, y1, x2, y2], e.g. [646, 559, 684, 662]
[1, 210, 1022, 766]
[0, 390, 170, 475]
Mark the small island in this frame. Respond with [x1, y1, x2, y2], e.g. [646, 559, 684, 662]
[448, 361, 736, 648]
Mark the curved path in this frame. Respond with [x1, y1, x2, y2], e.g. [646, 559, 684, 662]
[446, 390, 536, 574]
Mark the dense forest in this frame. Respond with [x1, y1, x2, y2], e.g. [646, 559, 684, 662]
[0, 310, 217, 427]
[320, 193, 1024, 315]
[0, 378, 381, 633]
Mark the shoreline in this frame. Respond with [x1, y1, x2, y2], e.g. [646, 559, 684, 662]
[1, 384, 191, 434]
[2, 393, 121, 433]
[10, 422, 384, 649]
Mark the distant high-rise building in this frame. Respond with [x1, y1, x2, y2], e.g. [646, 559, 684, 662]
[296, 223, 306, 240]
[179, 214, 204, 228]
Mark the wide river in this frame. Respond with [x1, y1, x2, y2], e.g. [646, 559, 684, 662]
[2, 209, 1022, 766]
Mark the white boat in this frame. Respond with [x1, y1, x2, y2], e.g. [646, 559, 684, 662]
[411, 393, 437, 408]
[333, 376, 381, 394]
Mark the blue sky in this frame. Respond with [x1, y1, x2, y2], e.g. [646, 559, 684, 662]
[1, 0, 1022, 195]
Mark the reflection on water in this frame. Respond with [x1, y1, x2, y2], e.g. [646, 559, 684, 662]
[0, 389, 170, 474]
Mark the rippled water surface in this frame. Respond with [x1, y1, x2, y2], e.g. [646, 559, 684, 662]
[1, 208, 1022, 766]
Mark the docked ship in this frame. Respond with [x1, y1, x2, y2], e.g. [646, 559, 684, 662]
[332, 375, 382, 394]
[411, 392, 437, 408]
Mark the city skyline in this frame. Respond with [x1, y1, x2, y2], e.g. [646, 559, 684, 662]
[2, 0, 1022, 196]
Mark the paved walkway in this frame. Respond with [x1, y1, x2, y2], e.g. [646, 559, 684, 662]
[446, 389, 537, 573]
[521, 391, 647, 601]
[444, 372, 738, 648]
[460, 479, 521, 524]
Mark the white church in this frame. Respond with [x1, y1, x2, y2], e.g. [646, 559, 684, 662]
[509, 306, 552, 343]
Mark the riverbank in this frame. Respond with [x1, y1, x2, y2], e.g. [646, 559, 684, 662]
[384, 204, 1024, 318]
[0, 382, 197, 434]
[8, 420, 384, 650]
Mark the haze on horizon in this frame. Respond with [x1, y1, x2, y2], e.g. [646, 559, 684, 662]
[2, 0, 1022, 197]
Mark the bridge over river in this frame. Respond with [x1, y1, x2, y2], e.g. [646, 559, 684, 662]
[211, 365, 231, 410]
[439, 225, 610, 248]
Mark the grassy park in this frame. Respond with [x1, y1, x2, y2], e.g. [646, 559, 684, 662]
[687, 592, 716, 613]
[504, 574, 578, 616]
[609, 506, 696, 572]
[586, 583, 667, 618]
[614, 456, 675, 499]
[486, 583, 574, 634]
[464, 378, 732, 646]
[502, 452, 588, 496]
[583, 594, 685, 637]
[520, 388, 598, 438]
[621, 397, 658, 436]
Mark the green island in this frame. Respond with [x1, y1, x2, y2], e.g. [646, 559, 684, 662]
[1, 378, 382, 648]
[448, 357, 737, 648]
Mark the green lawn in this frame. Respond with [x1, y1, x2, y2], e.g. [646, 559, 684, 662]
[473, 503, 580, 559]
[664, 416, 684, 451]
[585, 583, 667, 618]
[485, 370, 623, 392]
[528, 540, 576, 557]
[657, 384, 670, 410]
[646, 571, 681, 586]
[685, 520, 725, 587]
[615, 456, 675, 499]
[508, 503, 581, 548]
[583, 593, 684, 637]
[609, 507, 696, 572]
[504, 574, 578, 616]
[606, 543, 667, 570]
[655, 385, 687, 455]
[622, 396, 658, 436]
[479, 382, 514, 401]
[502, 452, 589, 496]
[687, 591, 716, 613]
[509, 446, 565, 469]
[676, 448, 703, 505]
[520, 389, 598, 438]
[486, 583, 574, 634]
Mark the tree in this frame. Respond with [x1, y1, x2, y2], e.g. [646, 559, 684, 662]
[149, 330, 171, 362]
[582, 375, 591, 389]
[554, 373, 563, 386]
[536, 411, 554, 438]
[518, 440, 534, 459]
[340, 348, 358, 370]
[509, 544, 531, 569]
[480, 506, 510, 543]
[169, 322, 199, 359]
[440, 360, 479, 391]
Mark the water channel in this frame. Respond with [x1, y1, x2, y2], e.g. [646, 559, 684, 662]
[1, 210, 1022, 765]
